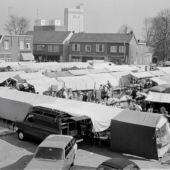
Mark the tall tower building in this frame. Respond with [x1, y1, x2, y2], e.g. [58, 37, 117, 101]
[64, 5, 84, 33]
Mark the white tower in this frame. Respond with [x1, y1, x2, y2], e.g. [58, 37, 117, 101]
[64, 5, 84, 33]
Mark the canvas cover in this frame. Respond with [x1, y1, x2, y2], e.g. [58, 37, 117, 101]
[130, 71, 154, 79]
[145, 91, 170, 103]
[0, 87, 123, 132]
[57, 75, 95, 90]
[36, 100, 123, 132]
[110, 110, 166, 159]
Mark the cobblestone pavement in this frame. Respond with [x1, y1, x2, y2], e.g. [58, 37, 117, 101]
[0, 134, 170, 169]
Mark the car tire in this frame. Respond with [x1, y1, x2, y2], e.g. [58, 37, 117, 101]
[18, 131, 25, 140]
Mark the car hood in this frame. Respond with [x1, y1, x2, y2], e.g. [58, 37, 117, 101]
[24, 158, 65, 170]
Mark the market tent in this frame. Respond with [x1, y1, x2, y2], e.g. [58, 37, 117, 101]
[106, 65, 139, 72]
[0, 87, 123, 132]
[158, 67, 170, 74]
[20, 53, 34, 61]
[0, 87, 57, 121]
[88, 73, 119, 89]
[36, 99, 123, 132]
[0, 71, 24, 84]
[58, 62, 91, 70]
[150, 77, 168, 85]
[110, 109, 170, 159]
[159, 74, 170, 84]
[57, 75, 95, 91]
[110, 72, 131, 87]
[148, 84, 170, 93]
[130, 71, 154, 79]
[149, 70, 166, 77]
[14, 72, 45, 82]
[145, 91, 170, 103]
[27, 77, 63, 94]
[44, 71, 73, 78]
[69, 68, 109, 76]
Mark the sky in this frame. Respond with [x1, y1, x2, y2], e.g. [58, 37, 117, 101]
[0, 0, 170, 39]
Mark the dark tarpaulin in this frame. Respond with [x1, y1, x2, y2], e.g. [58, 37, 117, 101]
[110, 110, 163, 160]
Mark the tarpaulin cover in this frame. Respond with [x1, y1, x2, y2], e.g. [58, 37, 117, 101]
[145, 91, 170, 103]
[88, 73, 119, 89]
[57, 75, 95, 91]
[44, 71, 73, 78]
[110, 110, 168, 159]
[148, 84, 170, 93]
[149, 70, 166, 77]
[69, 68, 109, 76]
[36, 100, 123, 132]
[27, 78, 63, 94]
[150, 77, 168, 85]
[130, 71, 154, 79]
[0, 87, 123, 132]
[0, 71, 24, 83]
[20, 53, 34, 61]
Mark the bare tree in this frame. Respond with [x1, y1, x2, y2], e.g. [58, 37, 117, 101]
[118, 24, 133, 34]
[142, 18, 154, 45]
[4, 15, 30, 35]
[152, 9, 170, 61]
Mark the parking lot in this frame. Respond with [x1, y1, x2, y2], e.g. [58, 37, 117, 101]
[0, 133, 170, 170]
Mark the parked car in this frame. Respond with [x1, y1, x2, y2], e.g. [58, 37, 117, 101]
[24, 135, 77, 170]
[15, 106, 91, 141]
[96, 157, 140, 170]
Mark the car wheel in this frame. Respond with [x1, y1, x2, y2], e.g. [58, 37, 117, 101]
[18, 131, 25, 140]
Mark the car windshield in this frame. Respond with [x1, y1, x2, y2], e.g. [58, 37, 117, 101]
[34, 147, 63, 160]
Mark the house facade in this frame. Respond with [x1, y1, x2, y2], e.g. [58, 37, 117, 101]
[0, 35, 33, 61]
[33, 31, 73, 62]
[69, 33, 138, 64]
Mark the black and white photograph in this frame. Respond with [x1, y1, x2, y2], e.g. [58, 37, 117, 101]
[0, 0, 170, 169]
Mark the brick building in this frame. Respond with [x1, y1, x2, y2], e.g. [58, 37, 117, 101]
[33, 31, 73, 62]
[0, 35, 33, 61]
[69, 33, 138, 64]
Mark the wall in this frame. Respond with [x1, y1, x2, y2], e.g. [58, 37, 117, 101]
[129, 36, 137, 64]
[0, 35, 32, 61]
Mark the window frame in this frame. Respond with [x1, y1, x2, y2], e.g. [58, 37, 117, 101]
[119, 45, 126, 53]
[72, 44, 80, 52]
[110, 45, 117, 53]
[96, 44, 104, 52]
[85, 44, 91, 52]
[4, 40, 9, 50]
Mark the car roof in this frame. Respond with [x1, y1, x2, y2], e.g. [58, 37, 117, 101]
[101, 157, 136, 169]
[39, 135, 73, 148]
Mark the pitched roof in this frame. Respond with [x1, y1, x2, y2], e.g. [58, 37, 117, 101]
[70, 33, 133, 43]
[33, 31, 71, 44]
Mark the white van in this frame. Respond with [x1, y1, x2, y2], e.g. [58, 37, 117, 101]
[25, 135, 77, 170]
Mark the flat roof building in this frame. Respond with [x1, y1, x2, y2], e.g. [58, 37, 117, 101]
[64, 5, 84, 33]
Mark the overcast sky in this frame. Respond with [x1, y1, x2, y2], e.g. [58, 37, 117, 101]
[1, 0, 170, 39]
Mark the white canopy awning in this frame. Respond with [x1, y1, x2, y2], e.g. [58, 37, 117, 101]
[145, 91, 170, 103]
[150, 77, 168, 85]
[130, 71, 154, 79]
[20, 53, 34, 61]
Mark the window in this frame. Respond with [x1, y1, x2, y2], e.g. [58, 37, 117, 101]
[119, 46, 126, 53]
[37, 45, 45, 51]
[48, 45, 53, 52]
[53, 45, 59, 52]
[26, 43, 31, 49]
[85, 45, 91, 52]
[35, 147, 63, 160]
[19, 41, 24, 50]
[110, 46, 117, 53]
[4, 40, 9, 50]
[72, 44, 80, 51]
[96, 44, 104, 52]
